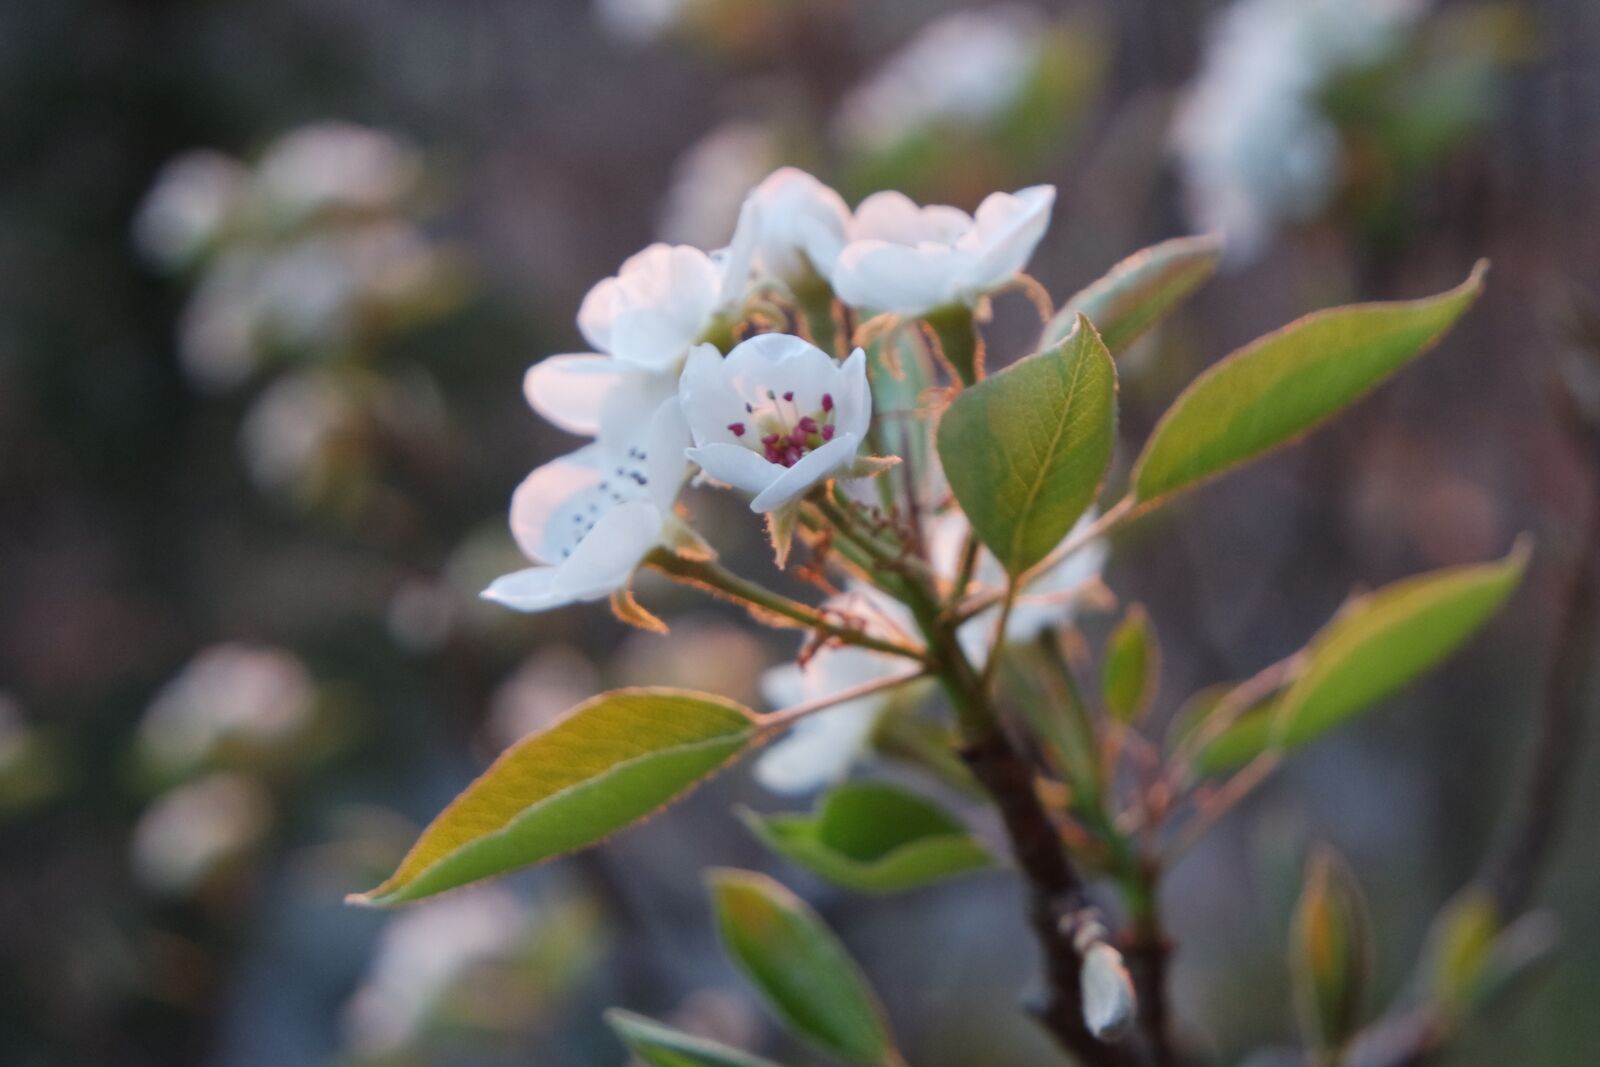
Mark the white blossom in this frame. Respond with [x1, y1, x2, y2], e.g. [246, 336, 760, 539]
[343, 886, 528, 1054]
[131, 773, 272, 893]
[134, 150, 248, 268]
[1172, 0, 1426, 260]
[659, 122, 783, 249]
[831, 185, 1055, 316]
[483, 395, 691, 612]
[755, 588, 917, 793]
[255, 122, 422, 219]
[576, 229, 755, 375]
[679, 333, 871, 513]
[741, 167, 851, 285]
[834, 7, 1044, 154]
[138, 643, 316, 773]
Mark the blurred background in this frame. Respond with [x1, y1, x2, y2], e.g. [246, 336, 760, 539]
[1, 0, 1597, 1064]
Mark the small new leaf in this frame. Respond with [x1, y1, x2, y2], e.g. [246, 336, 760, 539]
[350, 690, 761, 905]
[709, 868, 893, 1064]
[605, 1009, 787, 1067]
[1132, 263, 1487, 508]
[1291, 846, 1373, 1055]
[937, 314, 1117, 575]
[1044, 234, 1223, 354]
[1102, 604, 1159, 723]
[739, 781, 994, 894]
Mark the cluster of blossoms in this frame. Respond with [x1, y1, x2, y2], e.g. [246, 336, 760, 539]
[1171, 0, 1426, 259]
[487, 166, 1108, 790]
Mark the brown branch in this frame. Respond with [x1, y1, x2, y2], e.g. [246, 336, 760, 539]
[961, 729, 1139, 1067]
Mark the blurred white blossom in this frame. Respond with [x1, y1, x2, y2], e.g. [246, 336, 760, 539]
[134, 150, 249, 268]
[1172, 0, 1426, 260]
[254, 122, 423, 220]
[835, 7, 1044, 154]
[659, 122, 783, 248]
[239, 371, 355, 493]
[342, 886, 528, 1054]
[138, 643, 316, 774]
[595, 0, 687, 44]
[131, 773, 272, 893]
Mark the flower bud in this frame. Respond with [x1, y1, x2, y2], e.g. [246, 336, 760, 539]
[1080, 941, 1137, 1041]
[1290, 846, 1373, 1055]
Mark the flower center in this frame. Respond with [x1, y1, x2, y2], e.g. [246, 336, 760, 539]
[726, 390, 836, 468]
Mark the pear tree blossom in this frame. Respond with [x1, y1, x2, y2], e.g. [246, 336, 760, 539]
[679, 333, 873, 514]
[830, 184, 1055, 316]
[483, 396, 692, 612]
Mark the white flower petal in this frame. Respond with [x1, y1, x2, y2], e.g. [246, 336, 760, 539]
[750, 432, 861, 512]
[835, 347, 872, 438]
[481, 566, 572, 612]
[754, 705, 880, 794]
[508, 446, 605, 563]
[576, 276, 620, 353]
[686, 442, 780, 496]
[958, 184, 1055, 294]
[523, 354, 626, 435]
[832, 239, 972, 315]
[552, 500, 664, 601]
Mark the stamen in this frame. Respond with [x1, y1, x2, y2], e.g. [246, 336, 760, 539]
[821, 393, 834, 412]
[728, 422, 746, 437]
[797, 416, 818, 433]
[821, 424, 836, 441]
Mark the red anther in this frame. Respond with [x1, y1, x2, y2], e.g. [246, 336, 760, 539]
[727, 422, 746, 437]
[761, 433, 780, 447]
[821, 393, 834, 412]
[797, 416, 818, 433]
[783, 391, 794, 402]
[790, 427, 809, 447]
[821, 424, 836, 441]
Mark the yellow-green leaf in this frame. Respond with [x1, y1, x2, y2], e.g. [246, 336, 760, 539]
[1043, 234, 1223, 354]
[709, 868, 893, 1064]
[738, 782, 994, 894]
[351, 690, 760, 906]
[1132, 264, 1487, 508]
[1275, 540, 1529, 748]
[605, 1009, 787, 1067]
[1196, 542, 1527, 773]
[1102, 604, 1159, 723]
[937, 313, 1117, 575]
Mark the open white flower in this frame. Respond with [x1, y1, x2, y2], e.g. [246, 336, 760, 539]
[576, 228, 755, 375]
[483, 397, 690, 612]
[755, 589, 915, 794]
[679, 333, 871, 513]
[830, 185, 1055, 316]
[742, 167, 851, 285]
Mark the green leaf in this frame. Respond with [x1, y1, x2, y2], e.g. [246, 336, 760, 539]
[605, 1009, 787, 1067]
[709, 868, 893, 1064]
[1274, 540, 1528, 748]
[1290, 846, 1373, 1055]
[350, 690, 760, 905]
[1043, 234, 1223, 354]
[937, 313, 1117, 575]
[738, 781, 994, 893]
[1102, 604, 1159, 723]
[1196, 541, 1528, 773]
[1131, 263, 1487, 507]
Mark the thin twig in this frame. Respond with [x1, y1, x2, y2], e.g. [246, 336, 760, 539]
[758, 668, 929, 733]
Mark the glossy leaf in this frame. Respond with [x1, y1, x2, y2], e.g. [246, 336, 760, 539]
[1196, 543, 1527, 773]
[1132, 264, 1486, 507]
[937, 313, 1117, 575]
[1291, 846, 1373, 1055]
[709, 868, 893, 1064]
[1274, 541, 1528, 748]
[351, 690, 760, 905]
[738, 781, 994, 894]
[1102, 604, 1159, 723]
[605, 1009, 787, 1067]
[1043, 234, 1223, 354]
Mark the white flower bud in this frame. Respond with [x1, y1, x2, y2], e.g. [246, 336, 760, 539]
[1080, 941, 1137, 1041]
